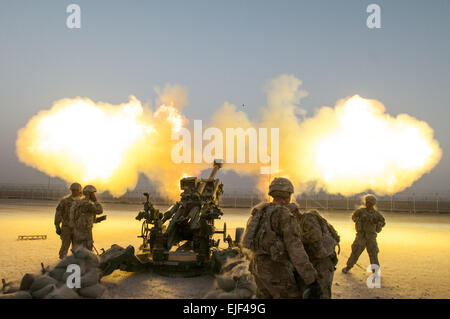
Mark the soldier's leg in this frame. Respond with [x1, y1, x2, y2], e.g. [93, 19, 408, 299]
[73, 230, 90, 250]
[253, 275, 273, 299]
[58, 226, 72, 259]
[251, 256, 301, 299]
[365, 233, 380, 268]
[249, 257, 273, 299]
[86, 229, 94, 251]
[345, 233, 366, 269]
[315, 258, 335, 299]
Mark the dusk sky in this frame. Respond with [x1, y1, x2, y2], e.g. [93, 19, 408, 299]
[1, 0, 449, 194]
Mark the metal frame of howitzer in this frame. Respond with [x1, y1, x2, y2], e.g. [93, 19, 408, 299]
[100, 160, 245, 277]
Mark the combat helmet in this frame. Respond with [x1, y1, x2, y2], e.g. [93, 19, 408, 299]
[70, 182, 82, 192]
[83, 185, 97, 194]
[364, 194, 377, 206]
[268, 177, 294, 198]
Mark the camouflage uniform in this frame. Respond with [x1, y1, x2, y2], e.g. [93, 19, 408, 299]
[246, 202, 318, 298]
[294, 207, 340, 299]
[54, 194, 80, 259]
[344, 196, 385, 271]
[71, 186, 103, 251]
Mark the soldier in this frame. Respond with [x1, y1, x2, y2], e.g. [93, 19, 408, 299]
[290, 205, 340, 299]
[71, 185, 104, 251]
[342, 194, 386, 274]
[54, 182, 82, 259]
[242, 177, 321, 299]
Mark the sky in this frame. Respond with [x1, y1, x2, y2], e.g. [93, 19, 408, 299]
[0, 0, 449, 194]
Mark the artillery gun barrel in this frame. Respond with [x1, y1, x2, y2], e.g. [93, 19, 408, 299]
[208, 160, 223, 180]
[198, 160, 223, 194]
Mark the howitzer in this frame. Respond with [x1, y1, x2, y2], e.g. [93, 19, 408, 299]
[164, 160, 225, 256]
[99, 159, 244, 277]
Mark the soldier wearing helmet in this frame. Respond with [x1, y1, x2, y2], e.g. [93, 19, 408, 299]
[54, 182, 82, 259]
[242, 177, 322, 299]
[342, 194, 386, 274]
[291, 205, 340, 299]
[70, 184, 105, 251]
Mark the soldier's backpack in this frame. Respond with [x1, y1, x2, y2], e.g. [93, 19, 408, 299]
[68, 200, 80, 229]
[69, 199, 91, 230]
[299, 210, 341, 260]
[242, 203, 289, 263]
[241, 203, 267, 250]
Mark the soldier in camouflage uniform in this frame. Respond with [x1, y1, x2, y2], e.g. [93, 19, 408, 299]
[242, 178, 321, 299]
[289, 205, 340, 299]
[71, 185, 104, 251]
[54, 182, 82, 259]
[342, 194, 386, 274]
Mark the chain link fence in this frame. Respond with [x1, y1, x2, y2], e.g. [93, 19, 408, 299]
[1, 183, 449, 213]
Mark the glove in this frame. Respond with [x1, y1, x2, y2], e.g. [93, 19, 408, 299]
[302, 280, 322, 299]
[55, 225, 62, 236]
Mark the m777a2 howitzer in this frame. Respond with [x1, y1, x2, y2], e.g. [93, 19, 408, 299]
[99, 160, 244, 277]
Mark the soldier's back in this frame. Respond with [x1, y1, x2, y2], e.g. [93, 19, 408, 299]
[71, 198, 97, 230]
[248, 202, 303, 298]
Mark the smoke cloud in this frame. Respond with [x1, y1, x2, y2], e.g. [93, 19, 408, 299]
[16, 75, 442, 197]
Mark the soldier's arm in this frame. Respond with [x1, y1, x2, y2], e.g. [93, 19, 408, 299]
[54, 200, 64, 226]
[94, 202, 103, 215]
[351, 209, 361, 222]
[377, 212, 386, 228]
[274, 209, 317, 285]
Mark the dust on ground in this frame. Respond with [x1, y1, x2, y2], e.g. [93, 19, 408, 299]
[1, 199, 449, 299]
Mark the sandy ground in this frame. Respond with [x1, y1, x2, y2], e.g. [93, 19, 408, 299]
[1, 199, 449, 299]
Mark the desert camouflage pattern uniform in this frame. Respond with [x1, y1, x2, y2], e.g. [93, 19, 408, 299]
[247, 202, 317, 299]
[292, 206, 340, 299]
[54, 195, 81, 259]
[70, 198, 103, 251]
[346, 207, 385, 269]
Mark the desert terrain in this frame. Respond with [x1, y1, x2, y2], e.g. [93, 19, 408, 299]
[1, 199, 449, 299]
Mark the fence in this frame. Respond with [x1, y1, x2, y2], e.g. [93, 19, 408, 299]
[1, 183, 449, 213]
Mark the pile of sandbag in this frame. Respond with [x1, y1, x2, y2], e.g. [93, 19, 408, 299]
[0, 247, 106, 299]
[203, 257, 257, 299]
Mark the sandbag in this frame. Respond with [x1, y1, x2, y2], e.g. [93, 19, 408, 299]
[216, 291, 239, 299]
[0, 290, 32, 299]
[235, 288, 254, 299]
[203, 290, 220, 299]
[73, 247, 96, 260]
[80, 269, 100, 288]
[20, 273, 35, 291]
[45, 286, 80, 299]
[54, 255, 78, 269]
[78, 284, 105, 298]
[84, 252, 100, 268]
[31, 284, 55, 299]
[48, 267, 67, 282]
[30, 275, 58, 292]
[235, 274, 257, 294]
[215, 275, 236, 292]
